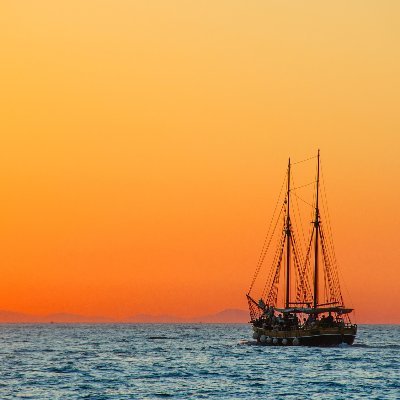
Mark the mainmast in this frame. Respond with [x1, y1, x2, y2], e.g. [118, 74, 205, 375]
[285, 158, 291, 309]
[313, 150, 320, 309]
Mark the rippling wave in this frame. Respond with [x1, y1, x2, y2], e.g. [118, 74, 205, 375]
[0, 324, 398, 398]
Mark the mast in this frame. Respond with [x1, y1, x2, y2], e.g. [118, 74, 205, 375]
[313, 149, 320, 309]
[285, 158, 291, 309]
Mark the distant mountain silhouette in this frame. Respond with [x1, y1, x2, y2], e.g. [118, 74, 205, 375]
[0, 310, 113, 323]
[43, 313, 113, 323]
[0, 308, 248, 323]
[0, 310, 39, 323]
[192, 308, 249, 323]
[127, 314, 187, 323]
[128, 309, 248, 323]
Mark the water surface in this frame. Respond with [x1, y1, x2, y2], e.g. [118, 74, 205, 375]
[0, 324, 398, 399]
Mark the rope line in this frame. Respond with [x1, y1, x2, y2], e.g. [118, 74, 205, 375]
[292, 155, 317, 165]
[291, 181, 317, 191]
[247, 170, 287, 294]
[292, 191, 314, 208]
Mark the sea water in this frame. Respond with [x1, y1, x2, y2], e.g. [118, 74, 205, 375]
[0, 324, 398, 399]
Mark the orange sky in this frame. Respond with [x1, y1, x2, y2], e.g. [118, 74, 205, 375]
[0, 1, 399, 323]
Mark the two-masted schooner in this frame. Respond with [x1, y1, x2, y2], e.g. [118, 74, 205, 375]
[247, 151, 357, 346]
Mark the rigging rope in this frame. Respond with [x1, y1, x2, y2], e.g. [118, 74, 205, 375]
[291, 172, 308, 252]
[247, 170, 287, 294]
[291, 233, 312, 303]
[290, 173, 312, 304]
[319, 161, 347, 306]
[292, 155, 317, 165]
[262, 219, 286, 299]
[292, 191, 314, 208]
[291, 181, 317, 191]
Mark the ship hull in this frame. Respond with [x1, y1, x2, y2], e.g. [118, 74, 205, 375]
[294, 333, 355, 346]
[253, 325, 357, 347]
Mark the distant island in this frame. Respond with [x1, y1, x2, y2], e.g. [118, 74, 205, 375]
[0, 308, 249, 324]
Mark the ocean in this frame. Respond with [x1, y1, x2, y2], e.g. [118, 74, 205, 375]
[0, 324, 398, 399]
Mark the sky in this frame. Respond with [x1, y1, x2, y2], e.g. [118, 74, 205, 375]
[0, 1, 399, 323]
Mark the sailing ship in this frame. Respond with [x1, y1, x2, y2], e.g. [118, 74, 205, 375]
[246, 150, 357, 346]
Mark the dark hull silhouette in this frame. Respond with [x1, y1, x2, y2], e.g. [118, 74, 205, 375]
[295, 333, 355, 346]
[253, 325, 357, 347]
